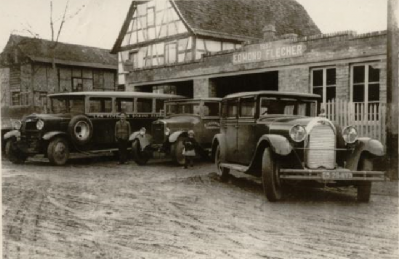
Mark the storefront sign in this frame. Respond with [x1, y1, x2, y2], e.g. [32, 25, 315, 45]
[232, 42, 306, 64]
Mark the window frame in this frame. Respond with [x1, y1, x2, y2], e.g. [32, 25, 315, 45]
[239, 97, 256, 118]
[310, 66, 336, 104]
[88, 97, 113, 113]
[135, 98, 154, 114]
[350, 63, 380, 105]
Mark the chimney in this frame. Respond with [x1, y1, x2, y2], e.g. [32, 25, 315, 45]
[262, 24, 276, 41]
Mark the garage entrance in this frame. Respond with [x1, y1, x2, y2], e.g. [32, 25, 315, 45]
[211, 71, 278, 97]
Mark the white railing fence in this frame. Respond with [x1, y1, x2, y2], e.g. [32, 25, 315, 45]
[324, 100, 386, 144]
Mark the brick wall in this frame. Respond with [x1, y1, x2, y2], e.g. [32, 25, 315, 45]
[278, 67, 309, 93]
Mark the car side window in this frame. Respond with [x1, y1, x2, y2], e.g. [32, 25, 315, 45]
[240, 97, 256, 117]
[89, 97, 112, 113]
[260, 98, 275, 116]
[115, 98, 134, 113]
[203, 102, 220, 116]
[223, 99, 238, 118]
[137, 98, 153, 113]
[155, 99, 165, 113]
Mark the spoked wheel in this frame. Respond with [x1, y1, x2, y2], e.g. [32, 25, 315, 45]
[132, 140, 149, 165]
[5, 139, 27, 164]
[47, 137, 69, 166]
[215, 145, 230, 182]
[172, 137, 185, 166]
[261, 148, 282, 202]
[357, 157, 373, 202]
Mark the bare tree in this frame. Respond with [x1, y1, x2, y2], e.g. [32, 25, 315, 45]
[49, 0, 85, 70]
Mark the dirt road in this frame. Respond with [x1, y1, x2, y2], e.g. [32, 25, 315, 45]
[2, 157, 398, 259]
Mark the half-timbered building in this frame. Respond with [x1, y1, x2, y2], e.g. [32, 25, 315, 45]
[112, 0, 320, 96]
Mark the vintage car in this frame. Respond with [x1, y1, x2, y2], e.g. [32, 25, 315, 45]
[213, 91, 386, 202]
[4, 91, 183, 165]
[131, 98, 221, 165]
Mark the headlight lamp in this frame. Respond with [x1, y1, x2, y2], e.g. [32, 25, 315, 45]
[139, 127, 146, 136]
[342, 126, 358, 144]
[289, 125, 307, 142]
[13, 120, 22, 130]
[165, 127, 170, 136]
[36, 119, 45, 130]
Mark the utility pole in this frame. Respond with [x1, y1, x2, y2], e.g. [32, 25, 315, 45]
[387, 0, 399, 180]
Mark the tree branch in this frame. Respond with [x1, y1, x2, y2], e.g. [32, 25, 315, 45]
[50, 1, 54, 42]
[55, 0, 70, 44]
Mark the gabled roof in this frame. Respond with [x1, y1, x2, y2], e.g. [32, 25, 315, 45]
[1, 35, 117, 69]
[174, 0, 320, 39]
[112, 0, 320, 53]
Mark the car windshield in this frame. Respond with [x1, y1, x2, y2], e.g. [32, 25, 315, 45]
[50, 97, 85, 114]
[259, 98, 317, 117]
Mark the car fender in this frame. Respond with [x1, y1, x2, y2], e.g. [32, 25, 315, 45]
[130, 131, 152, 149]
[257, 134, 293, 156]
[4, 130, 20, 140]
[42, 131, 68, 141]
[212, 133, 227, 161]
[346, 137, 385, 171]
[245, 134, 293, 176]
[168, 131, 187, 143]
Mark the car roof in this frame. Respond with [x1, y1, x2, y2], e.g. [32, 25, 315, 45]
[165, 97, 222, 103]
[223, 91, 321, 99]
[48, 91, 186, 99]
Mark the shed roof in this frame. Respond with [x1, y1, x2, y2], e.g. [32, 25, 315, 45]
[1, 35, 117, 69]
[48, 91, 185, 99]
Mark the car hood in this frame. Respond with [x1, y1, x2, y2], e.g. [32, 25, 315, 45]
[161, 115, 201, 129]
[258, 115, 336, 135]
[22, 113, 72, 122]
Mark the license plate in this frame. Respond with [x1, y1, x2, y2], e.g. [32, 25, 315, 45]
[322, 171, 353, 180]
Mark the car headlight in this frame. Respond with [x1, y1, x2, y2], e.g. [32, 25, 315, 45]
[165, 127, 170, 136]
[139, 127, 146, 136]
[13, 120, 22, 130]
[342, 126, 358, 144]
[36, 119, 45, 130]
[289, 125, 307, 142]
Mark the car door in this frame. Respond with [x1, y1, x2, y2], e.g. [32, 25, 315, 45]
[237, 97, 257, 165]
[88, 97, 115, 148]
[223, 99, 239, 162]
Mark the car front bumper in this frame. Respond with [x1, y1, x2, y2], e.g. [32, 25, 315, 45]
[279, 168, 387, 181]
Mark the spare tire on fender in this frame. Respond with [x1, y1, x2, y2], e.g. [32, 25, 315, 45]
[68, 115, 93, 146]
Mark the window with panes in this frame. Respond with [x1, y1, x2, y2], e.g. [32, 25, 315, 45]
[351, 64, 380, 120]
[311, 67, 336, 104]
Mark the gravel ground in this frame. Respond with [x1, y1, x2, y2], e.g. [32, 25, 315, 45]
[2, 156, 399, 259]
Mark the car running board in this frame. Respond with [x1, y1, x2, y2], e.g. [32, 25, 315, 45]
[220, 163, 248, 173]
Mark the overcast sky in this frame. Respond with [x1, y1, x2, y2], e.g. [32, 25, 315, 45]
[0, 0, 391, 52]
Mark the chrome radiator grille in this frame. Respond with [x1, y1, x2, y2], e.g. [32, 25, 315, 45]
[306, 124, 336, 169]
